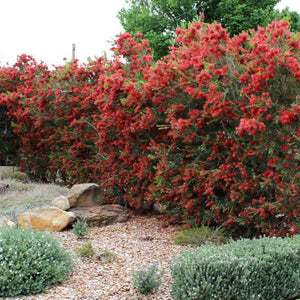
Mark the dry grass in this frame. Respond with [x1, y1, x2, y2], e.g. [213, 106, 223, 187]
[0, 178, 68, 220]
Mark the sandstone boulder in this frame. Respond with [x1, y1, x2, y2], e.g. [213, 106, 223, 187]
[51, 196, 70, 211]
[16, 207, 75, 231]
[0, 216, 16, 228]
[69, 204, 129, 227]
[67, 183, 104, 208]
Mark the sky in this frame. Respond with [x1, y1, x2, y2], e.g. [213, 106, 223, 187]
[0, 0, 299, 67]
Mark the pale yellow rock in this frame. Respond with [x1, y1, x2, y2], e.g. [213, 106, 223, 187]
[16, 207, 75, 231]
[51, 196, 70, 211]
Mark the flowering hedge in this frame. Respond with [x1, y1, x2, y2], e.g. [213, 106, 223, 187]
[0, 55, 102, 181]
[0, 20, 299, 236]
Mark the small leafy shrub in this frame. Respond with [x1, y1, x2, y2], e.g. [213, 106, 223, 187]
[1, 171, 29, 182]
[76, 242, 95, 259]
[98, 248, 118, 263]
[174, 226, 229, 246]
[72, 219, 89, 238]
[132, 264, 164, 295]
[0, 226, 73, 298]
[171, 235, 300, 300]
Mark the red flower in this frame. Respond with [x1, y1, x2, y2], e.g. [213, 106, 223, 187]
[236, 118, 266, 136]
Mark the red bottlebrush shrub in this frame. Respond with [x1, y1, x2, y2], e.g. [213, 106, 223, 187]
[147, 21, 299, 237]
[41, 59, 104, 184]
[88, 33, 167, 208]
[0, 55, 62, 180]
[0, 55, 103, 183]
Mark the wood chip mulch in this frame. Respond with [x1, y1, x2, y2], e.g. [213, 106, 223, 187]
[5, 216, 189, 300]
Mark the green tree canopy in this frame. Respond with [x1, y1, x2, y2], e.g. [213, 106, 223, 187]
[118, 0, 202, 60]
[217, 0, 280, 35]
[118, 0, 288, 60]
[273, 7, 300, 32]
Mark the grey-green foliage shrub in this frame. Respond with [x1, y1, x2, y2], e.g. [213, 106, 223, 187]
[72, 219, 89, 238]
[132, 264, 164, 294]
[171, 235, 300, 300]
[0, 227, 73, 298]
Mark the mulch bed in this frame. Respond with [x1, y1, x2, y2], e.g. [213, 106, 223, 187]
[5, 215, 189, 300]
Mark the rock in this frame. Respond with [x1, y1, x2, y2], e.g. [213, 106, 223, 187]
[67, 183, 105, 208]
[51, 196, 70, 211]
[0, 216, 16, 228]
[16, 207, 76, 231]
[69, 204, 129, 227]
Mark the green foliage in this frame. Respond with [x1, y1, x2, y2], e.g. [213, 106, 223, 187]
[118, 0, 281, 60]
[0, 227, 73, 298]
[76, 242, 95, 259]
[171, 235, 300, 300]
[118, 0, 200, 60]
[72, 219, 89, 238]
[273, 7, 300, 32]
[174, 226, 229, 246]
[1, 171, 29, 182]
[132, 264, 164, 294]
[217, 0, 280, 36]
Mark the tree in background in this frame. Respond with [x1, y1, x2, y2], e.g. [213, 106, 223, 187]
[118, 0, 202, 60]
[118, 0, 300, 60]
[216, 0, 279, 35]
[273, 7, 300, 32]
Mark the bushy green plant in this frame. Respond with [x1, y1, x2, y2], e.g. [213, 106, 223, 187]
[0, 226, 73, 298]
[98, 248, 118, 263]
[174, 226, 229, 246]
[76, 242, 95, 259]
[1, 171, 29, 182]
[132, 264, 164, 295]
[171, 235, 300, 300]
[72, 219, 89, 238]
